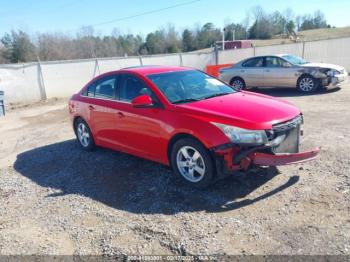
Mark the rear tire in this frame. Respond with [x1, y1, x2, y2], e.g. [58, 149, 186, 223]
[170, 138, 214, 189]
[229, 77, 246, 90]
[75, 118, 95, 151]
[297, 75, 318, 93]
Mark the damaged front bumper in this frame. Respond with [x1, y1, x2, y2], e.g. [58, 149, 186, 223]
[211, 145, 320, 178]
[211, 115, 320, 178]
[251, 147, 320, 166]
[321, 72, 348, 88]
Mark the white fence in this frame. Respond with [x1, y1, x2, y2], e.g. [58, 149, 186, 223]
[0, 36, 349, 104]
[219, 37, 350, 69]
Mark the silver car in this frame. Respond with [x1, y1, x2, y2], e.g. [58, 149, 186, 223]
[219, 54, 348, 93]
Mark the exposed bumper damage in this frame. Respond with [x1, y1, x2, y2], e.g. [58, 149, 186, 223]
[211, 115, 320, 178]
[251, 148, 320, 166]
[320, 73, 348, 88]
[299, 65, 348, 88]
[315, 70, 348, 88]
[328, 73, 348, 87]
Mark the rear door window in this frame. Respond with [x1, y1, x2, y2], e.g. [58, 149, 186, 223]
[242, 57, 263, 67]
[84, 75, 118, 99]
[87, 83, 95, 97]
[95, 78, 117, 99]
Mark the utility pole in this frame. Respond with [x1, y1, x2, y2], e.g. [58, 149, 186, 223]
[222, 27, 226, 51]
[233, 29, 235, 41]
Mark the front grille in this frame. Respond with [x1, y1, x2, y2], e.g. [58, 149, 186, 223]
[271, 115, 302, 154]
[273, 115, 303, 133]
[272, 125, 300, 153]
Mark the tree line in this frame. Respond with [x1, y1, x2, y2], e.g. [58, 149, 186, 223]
[0, 7, 331, 64]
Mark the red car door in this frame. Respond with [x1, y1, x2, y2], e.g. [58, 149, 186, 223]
[112, 73, 163, 162]
[84, 75, 122, 147]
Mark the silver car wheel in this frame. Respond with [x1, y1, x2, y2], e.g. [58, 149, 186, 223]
[176, 146, 206, 183]
[77, 122, 90, 147]
[299, 77, 314, 92]
[232, 79, 244, 90]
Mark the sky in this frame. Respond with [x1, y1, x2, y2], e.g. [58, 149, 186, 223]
[0, 0, 349, 38]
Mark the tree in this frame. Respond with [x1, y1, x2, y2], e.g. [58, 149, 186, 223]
[164, 24, 180, 53]
[300, 10, 328, 30]
[182, 29, 195, 52]
[286, 20, 296, 34]
[247, 6, 274, 39]
[1, 30, 36, 63]
[38, 33, 77, 61]
[248, 17, 273, 39]
[0, 44, 9, 64]
[271, 11, 287, 35]
[224, 23, 247, 40]
[196, 23, 221, 49]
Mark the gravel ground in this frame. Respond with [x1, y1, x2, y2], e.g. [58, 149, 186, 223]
[0, 84, 349, 256]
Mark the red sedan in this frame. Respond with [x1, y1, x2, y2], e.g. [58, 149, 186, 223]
[69, 66, 319, 188]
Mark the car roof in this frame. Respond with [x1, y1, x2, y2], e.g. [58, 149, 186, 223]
[239, 54, 288, 63]
[245, 54, 286, 59]
[120, 65, 193, 76]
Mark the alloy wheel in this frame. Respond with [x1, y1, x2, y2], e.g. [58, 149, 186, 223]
[299, 77, 314, 92]
[176, 146, 206, 183]
[232, 79, 244, 90]
[77, 122, 90, 147]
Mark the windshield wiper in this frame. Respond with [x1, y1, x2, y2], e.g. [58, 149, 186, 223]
[202, 92, 232, 100]
[172, 98, 200, 104]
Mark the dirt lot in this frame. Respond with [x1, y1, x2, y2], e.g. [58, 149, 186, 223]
[0, 83, 349, 256]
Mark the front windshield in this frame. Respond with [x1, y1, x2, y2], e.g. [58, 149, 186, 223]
[146, 70, 236, 104]
[282, 55, 309, 65]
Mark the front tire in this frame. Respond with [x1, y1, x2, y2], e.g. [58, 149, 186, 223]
[75, 118, 95, 151]
[297, 75, 318, 93]
[170, 138, 214, 189]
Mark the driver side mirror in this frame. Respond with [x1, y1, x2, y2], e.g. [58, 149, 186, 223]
[282, 62, 292, 68]
[131, 95, 154, 108]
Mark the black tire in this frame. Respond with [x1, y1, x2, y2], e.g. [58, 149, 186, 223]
[297, 75, 319, 93]
[170, 138, 214, 189]
[74, 118, 95, 151]
[229, 77, 246, 90]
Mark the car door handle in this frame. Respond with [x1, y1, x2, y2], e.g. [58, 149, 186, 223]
[117, 112, 125, 118]
[88, 105, 95, 110]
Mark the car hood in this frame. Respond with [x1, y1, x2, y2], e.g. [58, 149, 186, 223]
[176, 91, 301, 130]
[301, 62, 344, 72]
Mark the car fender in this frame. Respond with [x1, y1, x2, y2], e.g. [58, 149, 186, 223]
[167, 114, 230, 150]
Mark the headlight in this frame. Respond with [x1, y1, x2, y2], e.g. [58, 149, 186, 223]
[326, 69, 340, 77]
[212, 122, 268, 145]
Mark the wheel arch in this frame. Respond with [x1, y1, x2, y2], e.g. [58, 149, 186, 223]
[167, 133, 209, 164]
[297, 73, 318, 85]
[297, 73, 320, 92]
[167, 132, 218, 181]
[297, 73, 313, 81]
[73, 115, 89, 135]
